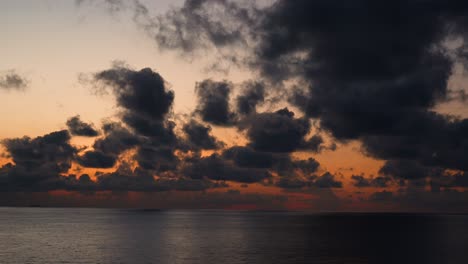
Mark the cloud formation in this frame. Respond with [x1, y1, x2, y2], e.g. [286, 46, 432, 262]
[136, 0, 468, 178]
[236, 81, 265, 116]
[241, 108, 321, 153]
[194, 79, 236, 126]
[0, 71, 28, 90]
[351, 175, 392, 188]
[91, 64, 180, 172]
[182, 119, 224, 150]
[5, 0, 468, 211]
[0, 130, 77, 192]
[66, 115, 99, 137]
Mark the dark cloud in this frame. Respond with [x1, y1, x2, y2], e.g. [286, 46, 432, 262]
[276, 177, 307, 189]
[351, 175, 392, 188]
[304, 134, 324, 153]
[182, 120, 224, 150]
[222, 146, 278, 169]
[66, 115, 99, 137]
[222, 146, 320, 178]
[0, 71, 28, 90]
[135, 144, 178, 172]
[256, 0, 468, 173]
[276, 171, 343, 189]
[2, 130, 75, 172]
[312, 172, 342, 188]
[444, 171, 468, 188]
[92, 122, 140, 157]
[69, 174, 97, 192]
[91, 64, 181, 171]
[369, 191, 394, 202]
[287, 158, 321, 176]
[183, 154, 271, 183]
[94, 64, 174, 122]
[450, 173, 468, 187]
[77, 151, 116, 168]
[236, 81, 265, 115]
[0, 130, 77, 192]
[95, 168, 166, 192]
[362, 114, 468, 171]
[74, 162, 217, 192]
[194, 79, 236, 126]
[379, 160, 430, 180]
[146, 0, 468, 177]
[242, 108, 311, 153]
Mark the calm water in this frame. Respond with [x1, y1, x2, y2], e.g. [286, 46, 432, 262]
[1, 208, 468, 264]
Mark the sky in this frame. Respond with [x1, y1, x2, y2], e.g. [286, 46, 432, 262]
[1, 0, 468, 211]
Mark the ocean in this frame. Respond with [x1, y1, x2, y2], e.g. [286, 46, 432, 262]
[1, 207, 467, 264]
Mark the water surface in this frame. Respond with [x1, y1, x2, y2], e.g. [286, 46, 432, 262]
[1, 208, 467, 264]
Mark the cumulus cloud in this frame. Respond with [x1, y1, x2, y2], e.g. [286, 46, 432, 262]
[369, 191, 394, 202]
[194, 79, 236, 126]
[276, 177, 307, 189]
[77, 151, 116, 168]
[0, 71, 28, 90]
[242, 108, 318, 153]
[12, 0, 468, 209]
[183, 153, 271, 183]
[182, 119, 224, 150]
[379, 160, 430, 180]
[351, 175, 392, 188]
[222, 146, 320, 177]
[66, 115, 99, 137]
[276, 171, 343, 190]
[236, 81, 265, 116]
[0, 130, 77, 192]
[123, 0, 468, 191]
[92, 122, 140, 157]
[90, 64, 181, 172]
[93, 64, 174, 122]
[0, 62, 338, 197]
[448, 171, 468, 187]
[312, 172, 343, 188]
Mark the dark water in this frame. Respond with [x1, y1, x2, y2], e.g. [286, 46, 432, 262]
[1, 208, 468, 264]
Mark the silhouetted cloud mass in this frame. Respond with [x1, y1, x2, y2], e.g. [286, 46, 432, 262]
[183, 153, 271, 183]
[92, 64, 180, 172]
[66, 115, 99, 137]
[312, 172, 343, 188]
[92, 122, 140, 157]
[194, 79, 236, 126]
[222, 146, 320, 177]
[236, 81, 265, 116]
[77, 151, 116, 168]
[242, 108, 314, 153]
[0, 130, 77, 191]
[141, 0, 468, 177]
[94, 64, 174, 122]
[5, 0, 468, 211]
[182, 120, 224, 150]
[351, 175, 392, 188]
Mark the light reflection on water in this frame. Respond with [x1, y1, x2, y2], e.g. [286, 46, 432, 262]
[1, 208, 468, 264]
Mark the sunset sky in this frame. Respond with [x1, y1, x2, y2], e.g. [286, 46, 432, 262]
[2, 0, 468, 211]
